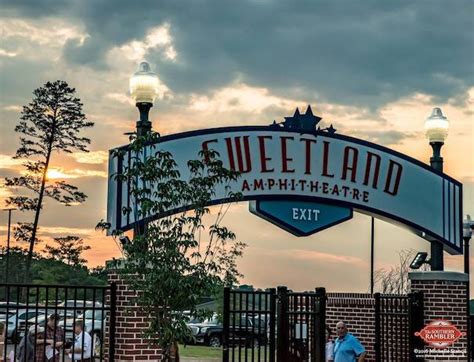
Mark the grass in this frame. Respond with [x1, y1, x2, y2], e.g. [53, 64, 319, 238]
[178, 344, 270, 360]
[178, 344, 222, 359]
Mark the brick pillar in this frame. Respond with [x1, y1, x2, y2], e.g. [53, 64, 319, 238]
[107, 270, 163, 361]
[409, 271, 468, 361]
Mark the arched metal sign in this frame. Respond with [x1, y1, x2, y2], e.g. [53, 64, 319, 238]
[107, 125, 463, 254]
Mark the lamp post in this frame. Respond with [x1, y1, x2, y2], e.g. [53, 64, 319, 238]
[129, 61, 160, 137]
[424, 107, 449, 271]
[129, 62, 160, 237]
[3, 208, 15, 282]
[463, 215, 473, 360]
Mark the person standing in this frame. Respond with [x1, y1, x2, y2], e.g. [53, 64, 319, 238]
[33, 326, 47, 362]
[17, 330, 35, 361]
[44, 313, 64, 361]
[67, 321, 92, 362]
[333, 321, 366, 362]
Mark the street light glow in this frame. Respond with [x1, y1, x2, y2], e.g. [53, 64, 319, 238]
[424, 107, 449, 143]
[129, 61, 160, 104]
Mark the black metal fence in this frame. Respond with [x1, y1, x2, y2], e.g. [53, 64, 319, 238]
[277, 287, 326, 362]
[0, 283, 116, 361]
[374, 292, 424, 362]
[223, 287, 276, 362]
[223, 287, 326, 362]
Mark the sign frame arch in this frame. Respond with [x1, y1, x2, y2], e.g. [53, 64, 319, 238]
[107, 125, 463, 254]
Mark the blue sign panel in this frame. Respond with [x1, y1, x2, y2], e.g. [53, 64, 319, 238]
[249, 200, 353, 236]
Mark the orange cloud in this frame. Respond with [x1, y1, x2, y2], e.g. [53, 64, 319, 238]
[71, 151, 109, 165]
[46, 167, 107, 179]
[0, 154, 22, 169]
[291, 249, 365, 265]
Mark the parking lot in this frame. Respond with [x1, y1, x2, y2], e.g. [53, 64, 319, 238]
[1, 292, 110, 361]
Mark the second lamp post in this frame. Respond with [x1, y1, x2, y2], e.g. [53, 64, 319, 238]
[129, 61, 160, 137]
[424, 107, 450, 271]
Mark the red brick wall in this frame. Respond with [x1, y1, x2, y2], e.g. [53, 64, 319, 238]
[326, 293, 376, 362]
[410, 275, 469, 361]
[107, 272, 163, 361]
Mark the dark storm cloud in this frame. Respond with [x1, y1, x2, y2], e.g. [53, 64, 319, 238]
[1, 0, 70, 17]
[3, 0, 474, 108]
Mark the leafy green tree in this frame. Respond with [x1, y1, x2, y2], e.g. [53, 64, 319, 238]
[5, 80, 94, 277]
[0, 246, 107, 299]
[107, 134, 246, 361]
[0, 246, 38, 284]
[43, 235, 91, 267]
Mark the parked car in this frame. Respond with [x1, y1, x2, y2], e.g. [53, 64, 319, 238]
[57, 300, 99, 316]
[0, 302, 25, 324]
[187, 315, 223, 347]
[186, 314, 268, 348]
[5, 309, 45, 343]
[227, 315, 268, 348]
[0, 308, 16, 325]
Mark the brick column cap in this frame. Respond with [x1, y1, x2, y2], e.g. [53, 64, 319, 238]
[409, 271, 468, 282]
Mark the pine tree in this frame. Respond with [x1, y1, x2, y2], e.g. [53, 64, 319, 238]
[5, 80, 94, 278]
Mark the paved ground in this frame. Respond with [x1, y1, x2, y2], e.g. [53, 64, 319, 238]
[3, 343, 96, 361]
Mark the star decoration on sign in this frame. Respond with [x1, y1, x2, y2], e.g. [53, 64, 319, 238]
[272, 105, 336, 134]
[282, 105, 322, 131]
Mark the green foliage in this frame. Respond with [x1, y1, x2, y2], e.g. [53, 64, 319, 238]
[43, 235, 91, 267]
[4, 80, 93, 273]
[110, 133, 246, 360]
[0, 247, 107, 305]
[0, 246, 107, 301]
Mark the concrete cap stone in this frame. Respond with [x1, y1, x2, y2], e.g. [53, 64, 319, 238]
[409, 271, 468, 282]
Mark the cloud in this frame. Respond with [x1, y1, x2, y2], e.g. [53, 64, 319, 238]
[290, 249, 365, 266]
[3, 105, 22, 112]
[351, 130, 417, 146]
[0, 179, 14, 208]
[0, 225, 92, 237]
[111, 23, 177, 62]
[5, 0, 467, 109]
[189, 81, 301, 113]
[71, 151, 108, 165]
[46, 168, 107, 179]
[0, 49, 17, 57]
[105, 93, 133, 106]
[0, 155, 22, 169]
[0, 17, 87, 60]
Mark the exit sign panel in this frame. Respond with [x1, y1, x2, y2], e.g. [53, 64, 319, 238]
[249, 200, 353, 236]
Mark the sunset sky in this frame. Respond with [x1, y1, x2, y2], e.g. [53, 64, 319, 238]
[1, 1, 473, 294]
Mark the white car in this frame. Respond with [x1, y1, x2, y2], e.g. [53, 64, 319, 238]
[5, 309, 46, 342]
